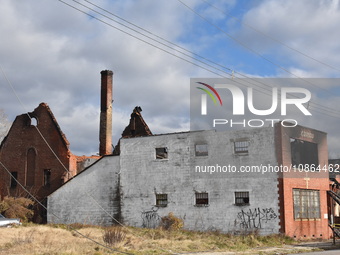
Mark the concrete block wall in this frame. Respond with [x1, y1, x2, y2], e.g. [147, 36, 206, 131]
[47, 155, 120, 226]
[119, 128, 280, 235]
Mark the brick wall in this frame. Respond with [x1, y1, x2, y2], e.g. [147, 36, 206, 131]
[0, 103, 75, 222]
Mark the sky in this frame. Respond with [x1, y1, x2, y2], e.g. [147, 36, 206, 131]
[1, 0, 340, 157]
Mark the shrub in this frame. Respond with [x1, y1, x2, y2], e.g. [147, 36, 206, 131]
[160, 212, 183, 231]
[0, 196, 34, 222]
[102, 226, 126, 246]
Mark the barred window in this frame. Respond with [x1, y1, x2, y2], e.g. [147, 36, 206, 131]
[235, 191, 249, 206]
[293, 189, 320, 219]
[156, 194, 168, 207]
[155, 147, 168, 159]
[195, 192, 208, 206]
[234, 141, 249, 154]
[195, 144, 208, 156]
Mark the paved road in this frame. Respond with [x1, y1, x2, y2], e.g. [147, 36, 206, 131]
[177, 241, 340, 255]
[289, 250, 340, 255]
[179, 242, 340, 255]
[182, 249, 340, 255]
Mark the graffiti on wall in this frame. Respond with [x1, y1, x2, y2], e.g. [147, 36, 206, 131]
[236, 207, 277, 229]
[141, 206, 161, 228]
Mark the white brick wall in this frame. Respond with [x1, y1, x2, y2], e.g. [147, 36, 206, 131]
[48, 128, 280, 234]
[119, 128, 280, 234]
[47, 155, 120, 226]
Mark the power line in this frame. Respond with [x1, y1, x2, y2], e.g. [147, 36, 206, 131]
[82, 0, 234, 73]
[66, 0, 236, 77]
[66, 1, 290, 103]
[70, 1, 284, 97]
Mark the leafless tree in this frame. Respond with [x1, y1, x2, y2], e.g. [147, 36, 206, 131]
[0, 109, 11, 143]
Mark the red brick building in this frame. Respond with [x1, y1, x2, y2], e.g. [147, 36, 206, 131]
[0, 103, 98, 222]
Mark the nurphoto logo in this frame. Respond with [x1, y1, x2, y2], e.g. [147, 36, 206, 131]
[190, 78, 313, 130]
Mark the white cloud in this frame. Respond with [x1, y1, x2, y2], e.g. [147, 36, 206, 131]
[239, 0, 340, 76]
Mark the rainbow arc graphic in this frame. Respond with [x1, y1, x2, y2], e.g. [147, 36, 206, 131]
[196, 82, 223, 106]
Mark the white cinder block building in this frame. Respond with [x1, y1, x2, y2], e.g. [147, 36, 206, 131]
[48, 127, 280, 235]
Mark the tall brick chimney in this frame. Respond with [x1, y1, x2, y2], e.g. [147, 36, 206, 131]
[99, 70, 113, 156]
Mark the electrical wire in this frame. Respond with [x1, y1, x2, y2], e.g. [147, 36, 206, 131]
[65, 0, 234, 77]
[82, 0, 234, 73]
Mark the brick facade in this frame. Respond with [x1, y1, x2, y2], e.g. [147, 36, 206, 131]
[0, 103, 95, 222]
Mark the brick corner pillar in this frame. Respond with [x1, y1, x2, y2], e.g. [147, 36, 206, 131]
[99, 70, 113, 156]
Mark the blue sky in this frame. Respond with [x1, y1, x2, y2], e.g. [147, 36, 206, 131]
[1, 0, 340, 156]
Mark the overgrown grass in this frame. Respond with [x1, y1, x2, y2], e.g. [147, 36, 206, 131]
[123, 227, 296, 254]
[0, 224, 300, 255]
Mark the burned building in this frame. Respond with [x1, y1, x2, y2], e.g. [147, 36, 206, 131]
[0, 70, 116, 221]
[0, 103, 82, 222]
[113, 106, 152, 155]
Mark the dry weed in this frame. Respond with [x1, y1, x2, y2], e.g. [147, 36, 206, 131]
[102, 226, 127, 247]
[0, 224, 297, 255]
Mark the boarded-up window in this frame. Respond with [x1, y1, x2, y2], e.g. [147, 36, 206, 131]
[195, 144, 208, 156]
[293, 189, 320, 219]
[235, 191, 250, 205]
[156, 194, 168, 207]
[290, 138, 318, 168]
[234, 141, 249, 154]
[156, 147, 168, 159]
[195, 192, 208, 206]
[26, 148, 36, 186]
